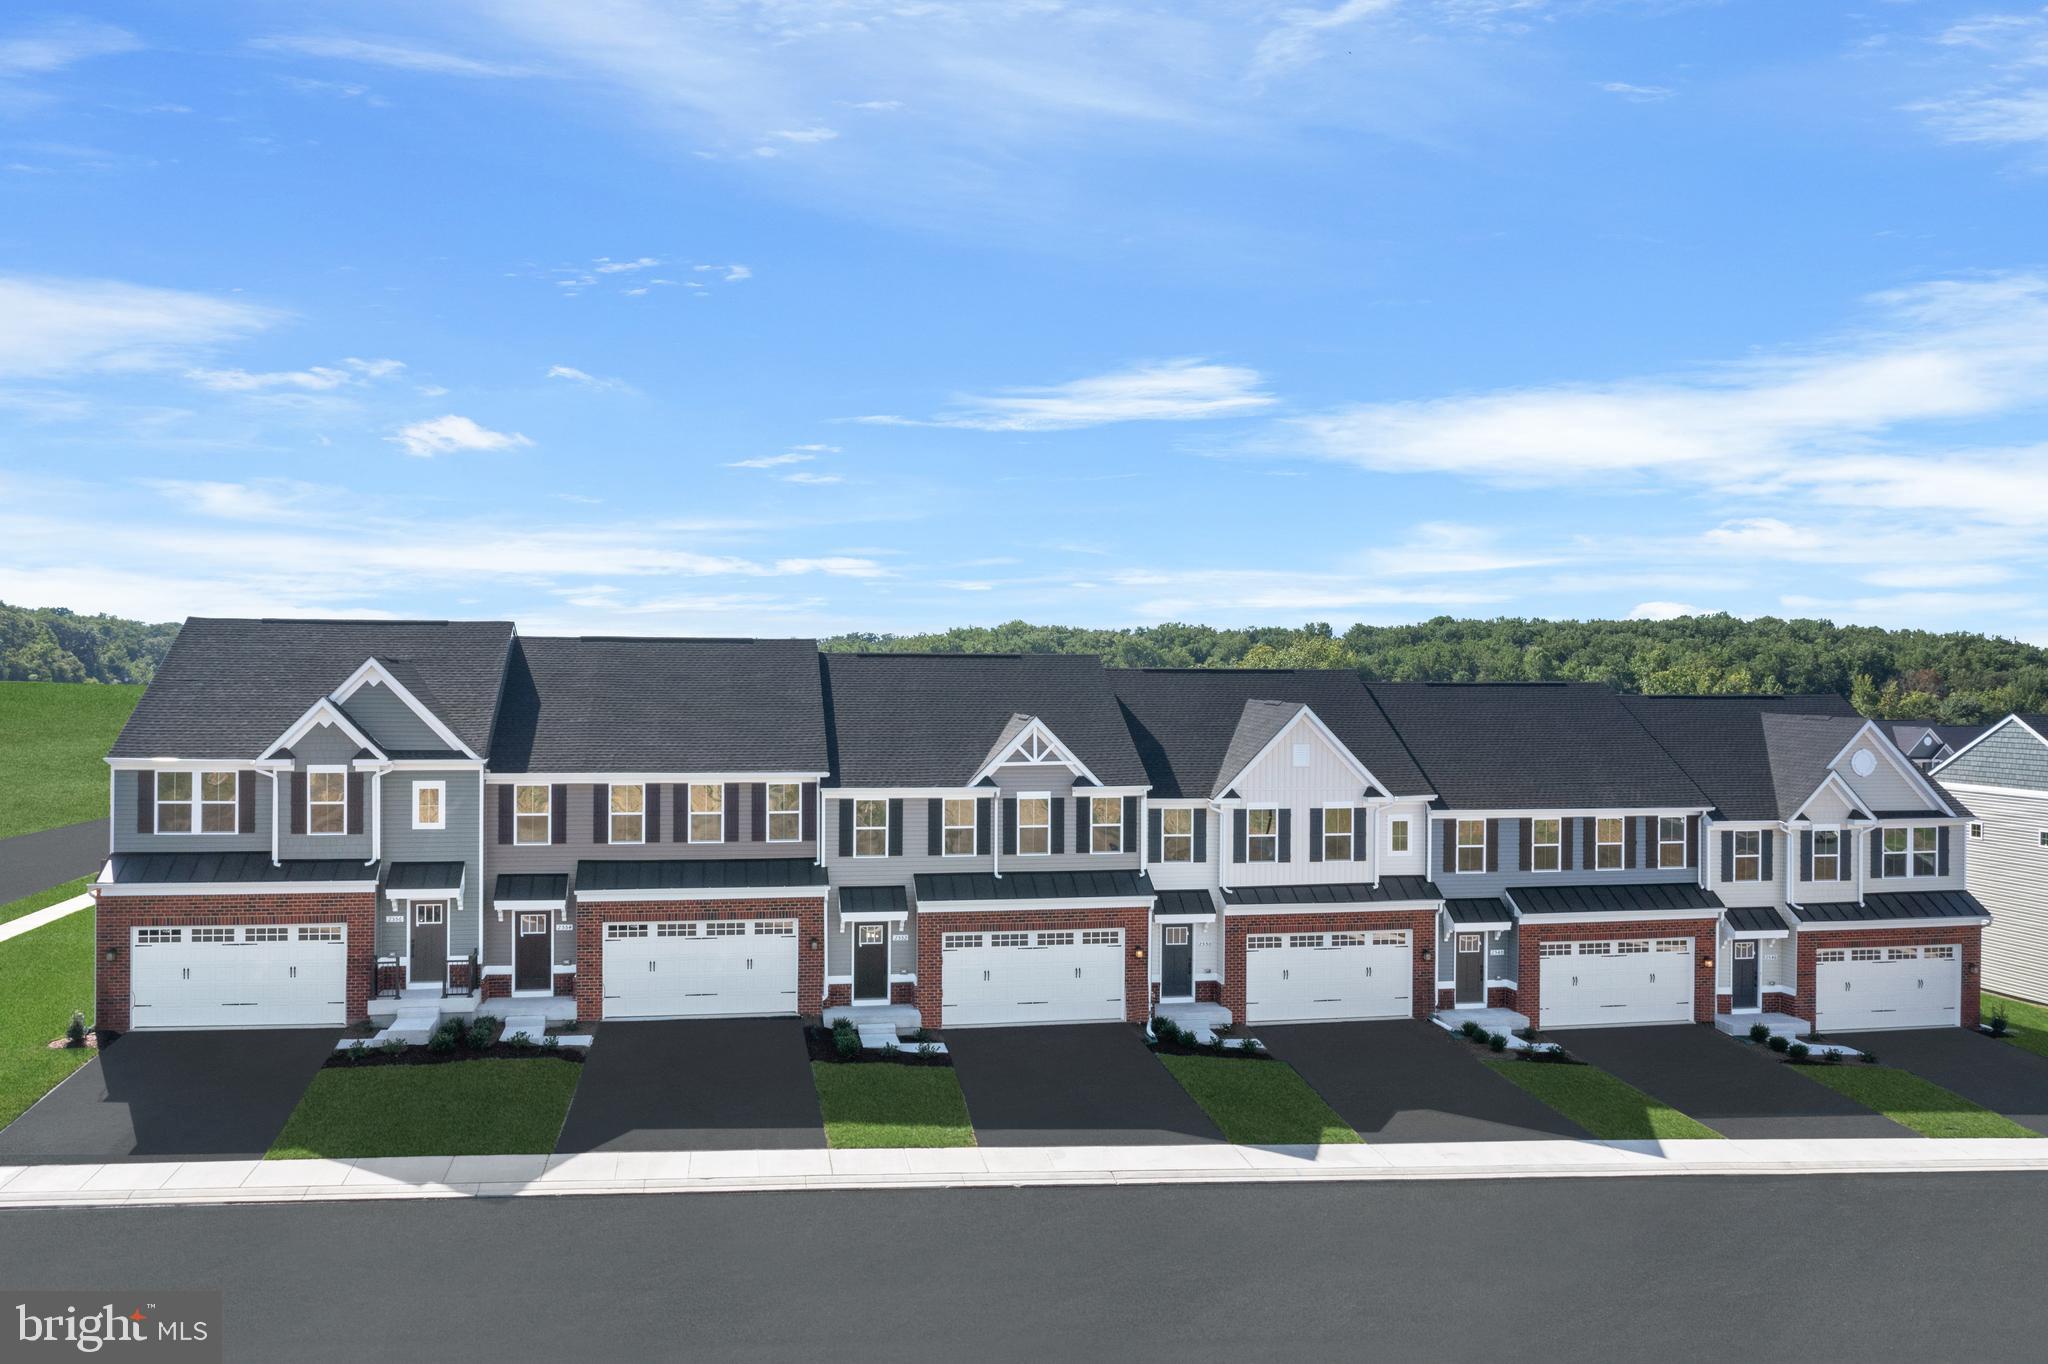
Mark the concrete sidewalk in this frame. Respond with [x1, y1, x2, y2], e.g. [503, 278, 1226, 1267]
[0, 892, 92, 945]
[5, 1137, 2048, 1210]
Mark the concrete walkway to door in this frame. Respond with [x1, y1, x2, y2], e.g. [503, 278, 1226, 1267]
[947, 1025, 1224, 1147]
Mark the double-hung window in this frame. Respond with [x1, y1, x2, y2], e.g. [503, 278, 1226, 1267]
[1455, 819, 1485, 873]
[307, 768, 346, 835]
[1091, 796, 1123, 853]
[1812, 828, 1840, 881]
[1658, 816, 1686, 868]
[1595, 817, 1624, 870]
[156, 770, 237, 834]
[1530, 818, 1561, 872]
[1882, 825, 1940, 877]
[1161, 807, 1194, 862]
[1388, 818, 1409, 854]
[852, 800, 888, 857]
[688, 784, 723, 843]
[610, 783, 645, 844]
[1247, 807, 1279, 862]
[1322, 807, 1353, 860]
[1018, 795, 1050, 855]
[942, 798, 976, 856]
[514, 784, 550, 844]
[1733, 829, 1762, 881]
[766, 783, 801, 842]
[413, 781, 445, 831]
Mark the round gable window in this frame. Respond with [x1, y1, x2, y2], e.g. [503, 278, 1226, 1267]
[1850, 749, 1876, 777]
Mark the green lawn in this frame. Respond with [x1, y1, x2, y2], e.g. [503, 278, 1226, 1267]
[1158, 1053, 1360, 1145]
[810, 1063, 975, 1148]
[1795, 1064, 2040, 1139]
[0, 681, 142, 840]
[1984, 992, 2048, 1062]
[0, 876, 91, 928]
[267, 1058, 583, 1159]
[0, 892, 97, 1130]
[1485, 1060, 1723, 1140]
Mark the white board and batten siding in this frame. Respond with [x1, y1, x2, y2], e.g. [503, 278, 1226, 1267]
[1226, 720, 1378, 887]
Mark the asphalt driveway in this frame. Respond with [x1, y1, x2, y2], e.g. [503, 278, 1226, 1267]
[1835, 1028, 2048, 1135]
[1561, 1025, 1910, 1139]
[554, 1018, 825, 1152]
[947, 1024, 1224, 1146]
[0, 1029, 336, 1164]
[1261, 1020, 1588, 1142]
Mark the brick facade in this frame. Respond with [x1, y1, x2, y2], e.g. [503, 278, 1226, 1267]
[1220, 908, 1436, 1027]
[572, 895, 827, 1025]
[916, 905, 1151, 1030]
[1515, 917, 1718, 1031]
[1792, 924, 1982, 1031]
[92, 890, 377, 1036]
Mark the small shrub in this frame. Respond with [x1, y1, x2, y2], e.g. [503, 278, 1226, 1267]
[1748, 1023, 1770, 1044]
[346, 1039, 366, 1061]
[1767, 1034, 1790, 1053]
[65, 1011, 87, 1048]
[428, 1030, 456, 1055]
[1487, 1032, 1507, 1052]
[912, 1027, 932, 1043]
[378, 1039, 406, 1057]
[1151, 1016, 1184, 1048]
[1239, 1036, 1262, 1054]
[1990, 1003, 2011, 1038]
[918, 1040, 939, 1058]
[1787, 1042, 1809, 1061]
[833, 1026, 861, 1060]
[1459, 1020, 1484, 1040]
[881, 1041, 900, 1058]
[541, 1034, 560, 1051]
[1860, 1050, 1879, 1065]
[506, 1029, 536, 1048]
[1515, 1027, 1536, 1042]
[1820, 1047, 1841, 1065]
[466, 1016, 498, 1049]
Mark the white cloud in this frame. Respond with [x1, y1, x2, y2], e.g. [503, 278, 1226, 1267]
[781, 471, 844, 485]
[859, 358, 1275, 431]
[387, 414, 533, 457]
[545, 364, 629, 390]
[846, 99, 902, 111]
[1911, 11, 2048, 147]
[728, 452, 815, 469]
[771, 126, 839, 143]
[186, 355, 404, 392]
[1112, 564, 1504, 618]
[0, 275, 282, 378]
[593, 256, 662, 273]
[0, 20, 137, 77]
[1599, 81, 1674, 102]
[691, 263, 752, 283]
[1628, 600, 1706, 621]
[1252, 1, 1398, 80]
[249, 34, 533, 79]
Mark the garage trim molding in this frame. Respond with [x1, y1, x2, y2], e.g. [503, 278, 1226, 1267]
[95, 878, 378, 897]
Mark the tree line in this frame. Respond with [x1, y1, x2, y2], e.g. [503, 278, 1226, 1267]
[0, 602, 178, 685]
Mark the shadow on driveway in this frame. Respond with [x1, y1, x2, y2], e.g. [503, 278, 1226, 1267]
[554, 1018, 825, 1152]
[946, 1024, 1223, 1147]
[1561, 1025, 1910, 1139]
[1261, 1021, 1588, 1142]
[0, 1030, 336, 1164]
[1835, 1028, 2048, 1135]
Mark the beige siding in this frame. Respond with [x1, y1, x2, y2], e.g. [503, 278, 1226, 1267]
[1837, 734, 1938, 814]
[1146, 805, 1216, 890]
[1962, 788, 2048, 1004]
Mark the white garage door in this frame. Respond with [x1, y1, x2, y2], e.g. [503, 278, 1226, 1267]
[1245, 930, 1412, 1024]
[1538, 938, 1694, 1029]
[1816, 944, 1960, 1031]
[601, 919, 799, 1020]
[130, 924, 347, 1029]
[941, 929, 1124, 1028]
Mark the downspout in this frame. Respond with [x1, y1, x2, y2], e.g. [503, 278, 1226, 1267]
[270, 767, 281, 867]
[478, 766, 488, 966]
[366, 766, 384, 866]
[1214, 801, 1229, 894]
[991, 792, 1001, 880]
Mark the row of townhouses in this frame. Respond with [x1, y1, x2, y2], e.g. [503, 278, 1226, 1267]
[90, 619, 1990, 1039]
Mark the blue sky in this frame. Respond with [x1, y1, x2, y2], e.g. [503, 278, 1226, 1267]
[3, 2, 2048, 640]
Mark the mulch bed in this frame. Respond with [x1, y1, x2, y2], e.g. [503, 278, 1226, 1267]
[1148, 1035, 1273, 1061]
[326, 1041, 587, 1069]
[804, 1025, 953, 1067]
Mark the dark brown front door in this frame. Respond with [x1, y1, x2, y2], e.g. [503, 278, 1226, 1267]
[853, 922, 889, 1002]
[410, 902, 447, 989]
[1455, 933, 1485, 1006]
[516, 913, 551, 992]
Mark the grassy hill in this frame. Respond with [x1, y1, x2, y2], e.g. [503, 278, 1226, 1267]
[0, 681, 143, 839]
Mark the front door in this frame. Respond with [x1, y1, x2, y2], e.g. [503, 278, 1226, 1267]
[1161, 924, 1194, 1001]
[1732, 940, 1760, 1011]
[515, 913, 552, 993]
[1455, 933, 1485, 1006]
[853, 922, 889, 1002]
[410, 902, 447, 989]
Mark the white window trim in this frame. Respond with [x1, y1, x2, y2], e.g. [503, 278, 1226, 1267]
[852, 797, 890, 859]
[1247, 805, 1280, 863]
[1811, 825, 1841, 881]
[1454, 818, 1486, 873]
[513, 783, 551, 847]
[412, 780, 447, 832]
[1386, 816, 1411, 857]
[1017, 791, 1052, 857]
[1161, 806, 1195, 863]
[1090, 795, 1123, 855]
[307, 765, 348, 837]
[609, 782, 646, 846]
[1882, 824, 1941, 879]
[1321, 806, 1353, 861]
[1530, 816, 1562, 873]
[1733, 829, 1762, 882]
[941, 797, 977, 858]
[1594, 816, 1624, 870]
[1657, 815, 1687, 869]
[155, 769, 238, 836]
[765, 781, 802, 844]
[688, 782, 724, 845]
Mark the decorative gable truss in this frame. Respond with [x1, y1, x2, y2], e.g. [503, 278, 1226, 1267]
[970, 715, 1106, 789]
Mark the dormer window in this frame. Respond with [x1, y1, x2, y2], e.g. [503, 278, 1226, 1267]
[1018, 795, 1051, 855]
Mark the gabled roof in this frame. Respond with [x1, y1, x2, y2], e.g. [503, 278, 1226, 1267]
[489, 636, 828, 773]
[1112, 668, 1430, 800]
[1370, 682, 1708, 811]
[823, 653, 1147, 788]
[1618, 693, 1860, 821]
[110, 618, 515, 761]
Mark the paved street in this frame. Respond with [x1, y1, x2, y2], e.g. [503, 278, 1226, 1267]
[0, 819, 103, 906]
[1, 1174, 2039, 1360]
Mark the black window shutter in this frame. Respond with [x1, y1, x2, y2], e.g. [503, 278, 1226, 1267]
[1233, 810, 1247, 864]
[238, 772, 255, 834]
[1840, 840, 1853, 881]
[1623, 817, 1637, 871]
[291, 771, 306, 835]
[1869, 829, 1883, 879]
[497, 785, 512, 844]
[838, 799, 854, 857]
[1761, 830, 1774, 880]
[1002, 798, 1017, 855]
[1439, 820, 1453, 873]
[927, 798, 943, 857]
[1519, 818, 1532, 869]
[1308, 808, 1323, 863]
[1939, 825, 1950, 876]
[887, 798, 903, 856]
[1581, 818, 1594, 870]
[550, 784, 567, 844]
[647, 782, 663, 842]
[1487, 818, 1500, 874]
[801, 782, 817, 842]
[1193, 810, 1208, 863]
[1719, 829, 1734, 882]
[1051, 797, 1066, 854]
[593, 787, 608, 844]
[137, 770, 153, 833]
[1122, 797, 1136, 853]
[1147, 809, 1162, 861]
[724, 783, 741, 842]
[346, 772, 364, 836]
[751, 784, 767, 843]
[976, 797, 991, 855]
[1277, 807, 1292, 862]
[1687, 814, 1700, 868]
[1353, 809, 1369, 861]
[1800, 830, 1812, 880]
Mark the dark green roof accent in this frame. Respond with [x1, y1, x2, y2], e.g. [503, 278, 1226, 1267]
[1794, 890, 1989, 924]
[574, 857, 828, 893]
[1155, 889, 1219, 916]
[1507, 881, 1723, 916]
[1724, 905, 1789, 933]
[1445, 897, 1513, 925]
[839, 884, 909, 914]
[495, 873, 568, 903]
[1221, 875, 1440, 907]
[913, 869, 1149, 903]
[384, 861, 464, 891]
[106, 852, 369, 885]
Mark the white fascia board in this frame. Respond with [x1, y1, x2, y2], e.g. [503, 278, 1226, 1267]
[1933, 714, 2048, 776]
[1513, 909, 1720, 926]
[492, 898, 566, 911]
[1222, 899, 1439, 917]
[573, 886, 829, 904]
[1788, 770, 1873, 823]
[838, 906, 912, 923]
[384, 881, 463, 903]
[484, 771, 828, 786]
[1830, 719, 1957, 817]
[968, 717, 1105, 789]
[106, 757, 277, 770]
[333, 658, 480, 759]
[1215, 705, 1382, 801]
[1793, 916, 1989, 933]
[260, 697, 385, 762]
[1417, 806, 1708, 820]
[1726, 927, 1792, 940]
[914, 896, 1157, 915]
[95, 880, 380, 898]
[1445, 919, 1516, 934]
[383, 758, 484, 771]
[829, 787, 1003, 800]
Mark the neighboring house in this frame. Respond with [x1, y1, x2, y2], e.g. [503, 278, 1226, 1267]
[1625, 695, 1987, 1032]
[88, 619, 1991, 1039]
[1881, 722, 1988, 773]
[1932, 715, 2048, 1005]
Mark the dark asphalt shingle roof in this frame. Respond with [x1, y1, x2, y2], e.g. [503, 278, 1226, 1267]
[384, 861, 465, 891]
[495, 873, 568, 902]
[1368, 682, 1709, 811]
[1793, 889, 1989, 924]
[1506, 881, 1724, 917]
[1618, 693, 1861, 821]
[913, 869, 1150, 903]
[105, 852, 371, 885]
[1445, 897, 1514, 925]
[1112, 668, 1430, 800]
[1220, 875, 1440, 907]
[1155, 889, 1219, 916]
[574, 857, 828, 893]
[110, 618, 514, 760]
[490, 637, 828, 773]
[1724, 905, 1790, 934]
[825, 653, 1148, 788]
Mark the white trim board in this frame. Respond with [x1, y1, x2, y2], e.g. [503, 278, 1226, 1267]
[259, 697, 384, 763]
[573, 886, 829, 904]
[915, 897, 1157, 915]
[95, 880, 379, 898]
[1222, 900, 1438, 918]
[333, 658, 480, 760]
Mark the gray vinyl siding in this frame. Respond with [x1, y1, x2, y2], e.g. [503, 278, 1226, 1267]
[1939, 722, 2048, 792]
[488, 781, 817, 876]
[112, 768, 271, 854]
[1707, 821, 1785, 910]
[484, 904, 577, 970]
[1426, 814, 1697, 900]
[344, 683, 447, 753]
[381, 769, 483, 957]
[1436, 916, 1517, 989]
[825, 898, 918, 980]
[278, 723, 371, 862]
[825, 795, 991, 886]
[1836, 732, 1937, 813]
[1963, 788, 2048, 1004]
